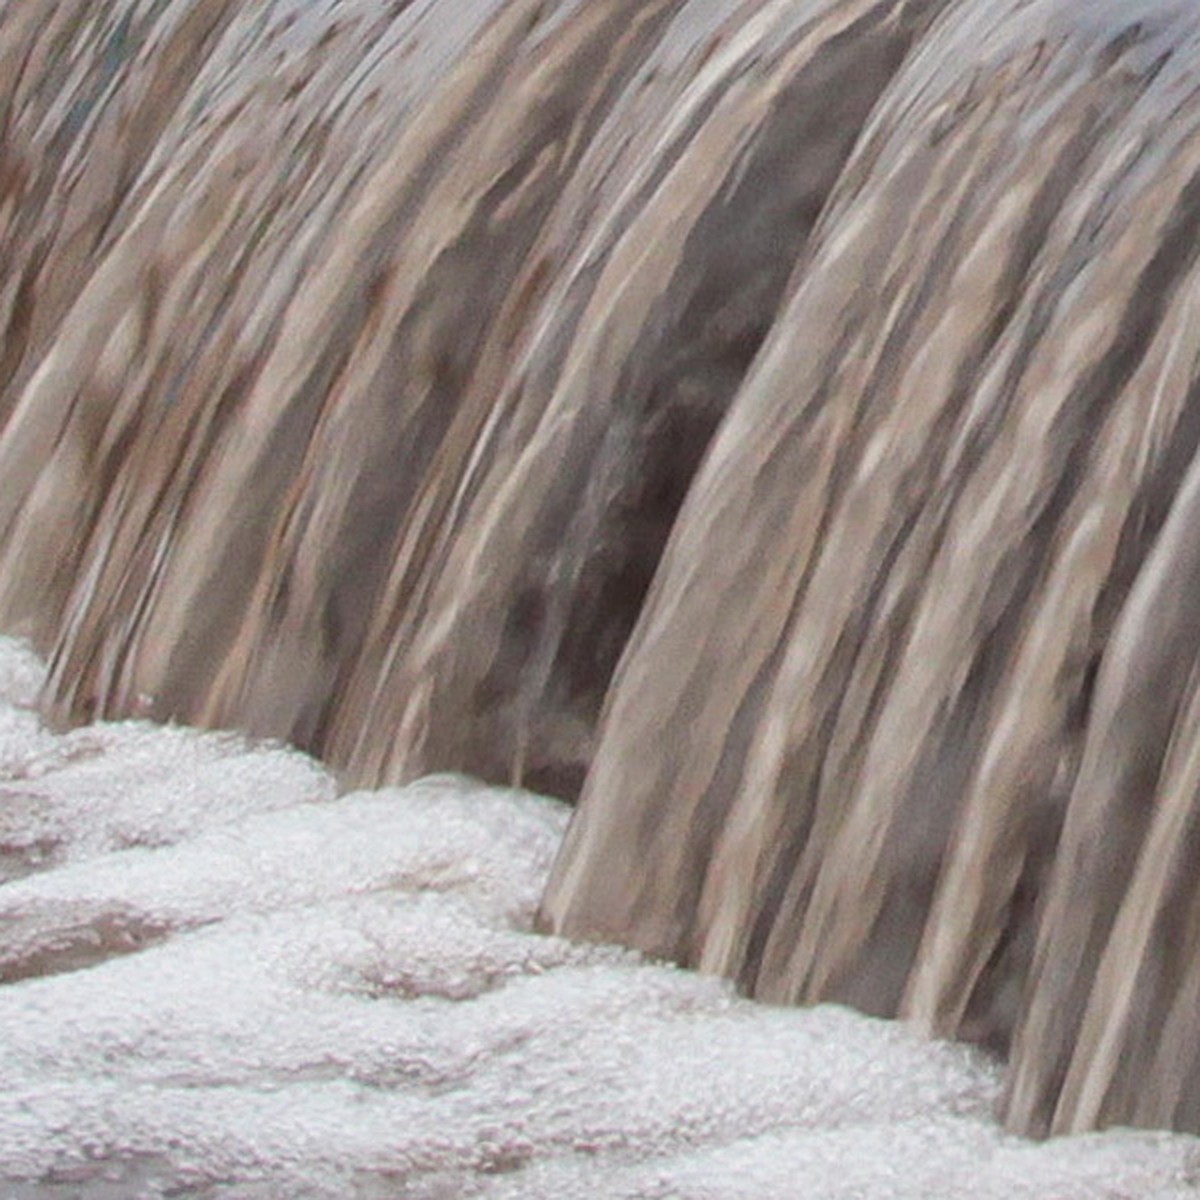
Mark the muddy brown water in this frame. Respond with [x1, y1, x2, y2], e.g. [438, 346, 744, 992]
[3, 0, 1200, 1138]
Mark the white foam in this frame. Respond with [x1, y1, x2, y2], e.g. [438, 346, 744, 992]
[0, 635, 1196, 1198]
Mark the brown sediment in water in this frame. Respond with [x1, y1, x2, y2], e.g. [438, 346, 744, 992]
[3, 0, 1200, 1137]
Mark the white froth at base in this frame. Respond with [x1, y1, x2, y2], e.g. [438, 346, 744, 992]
[0, 637, 1196, 1198]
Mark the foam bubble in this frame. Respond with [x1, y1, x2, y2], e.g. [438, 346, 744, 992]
[0, 637, 1195, 1198]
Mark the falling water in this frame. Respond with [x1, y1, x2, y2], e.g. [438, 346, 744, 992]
[0, 636, 1196, 1196]
[3, 0, 1200, 1190]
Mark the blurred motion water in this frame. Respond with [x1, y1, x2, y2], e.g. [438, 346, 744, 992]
[1, 638, 1197, 1197]
[5, 0, 1200, 1163]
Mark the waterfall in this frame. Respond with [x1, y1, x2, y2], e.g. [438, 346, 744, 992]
[3, 0, 1200, 1147]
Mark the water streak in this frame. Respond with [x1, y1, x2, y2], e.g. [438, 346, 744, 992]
[0, 638, 1195, 1196]
[4, 0, 1200, 1139]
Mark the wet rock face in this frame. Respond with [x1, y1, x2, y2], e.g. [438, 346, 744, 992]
[5, 0, 1200, 1139]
